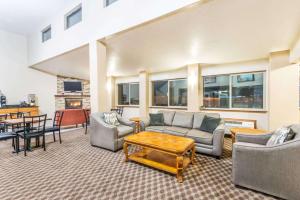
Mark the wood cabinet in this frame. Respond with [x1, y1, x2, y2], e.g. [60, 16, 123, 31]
[0, 106, 39, 116]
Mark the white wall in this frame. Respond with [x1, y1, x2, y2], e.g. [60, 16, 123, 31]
[0, 30, 57, 117]
[28, 0, 199, 66]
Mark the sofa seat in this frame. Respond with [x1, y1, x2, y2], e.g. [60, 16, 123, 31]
[145, 126, 166, 133]
[186, 129, 213, 145]
[117, 125, 134, 138]
[164, 126, 189, 136]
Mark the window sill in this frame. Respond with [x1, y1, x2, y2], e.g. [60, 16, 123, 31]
[200, 108, 267, 113]
[116, 105, 139, 108]
[149, 106, 187, 110]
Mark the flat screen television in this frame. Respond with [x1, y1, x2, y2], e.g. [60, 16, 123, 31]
[64, 81, 82, 92]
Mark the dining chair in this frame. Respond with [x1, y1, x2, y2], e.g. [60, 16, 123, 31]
[0, 131, 17, 152]
[17, 114, 47, 156]
[0, 114, 7, 132]
[9, 112, 24, 119]
[110, 106, 124, 116]
[45, 111, 64, 143]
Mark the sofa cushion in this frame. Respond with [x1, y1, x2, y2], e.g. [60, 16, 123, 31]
[172, 112, 194, 128]
[164, 126, 189, 136]
[145, 126, 166, 133]
[193, 112, 220, 129]
[186, 129, 213, 145]
[149, 113, 164, 126]
[117, 125, 133, 138]
[158, 110, 175, 126]
[199, 115, 221, 133]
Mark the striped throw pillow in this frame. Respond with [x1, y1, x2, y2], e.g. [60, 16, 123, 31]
[103, 112, 120, 126]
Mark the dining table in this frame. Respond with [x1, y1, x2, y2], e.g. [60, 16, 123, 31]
[3, 117, 52, 153]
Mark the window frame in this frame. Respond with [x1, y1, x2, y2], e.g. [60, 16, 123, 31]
[151, 78, 188, 108]
[41, 25, 51, 43]
[203, 71, 266, 111]
[64, 4, 82, 30]
[117, 82, 139, 106]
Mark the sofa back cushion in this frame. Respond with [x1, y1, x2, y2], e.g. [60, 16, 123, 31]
[289, 124, 300, 140]
[158, 110, 175, 126]
[193, 112, 220, 129]
[172, 112, 194, 128]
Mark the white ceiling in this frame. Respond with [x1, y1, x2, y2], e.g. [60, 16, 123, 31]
[0, 0, 72, 35]
[32, 0, 300, 79]
[32, 45, 90, 80]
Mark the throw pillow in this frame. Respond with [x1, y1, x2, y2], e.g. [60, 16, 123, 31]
[266, 127, 291, 146]
[103, 112, 120, 126]
[149, 113, 164, 126]
[284, 129, 296, 142]
[199, 115, 221, 133]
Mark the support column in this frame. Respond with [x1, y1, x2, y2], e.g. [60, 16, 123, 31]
[268, 50, 299, 130]
[106, 76, 115, 111]
[187, 64, 201, 112]
[89, 40, 108, 113]
[139, 71, 149, 118]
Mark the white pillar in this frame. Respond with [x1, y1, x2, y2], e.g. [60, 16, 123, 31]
[139, 71, 149, 118]
[187, 64, 201, 112]
[106, 76, 115, 111]
[268, 50, 299, 130]
[89, 40, 108, 113]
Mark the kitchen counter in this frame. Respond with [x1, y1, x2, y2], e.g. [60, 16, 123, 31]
[0, 105, 39, 116]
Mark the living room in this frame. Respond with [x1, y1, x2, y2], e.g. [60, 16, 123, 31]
[1, 0, 300, 199]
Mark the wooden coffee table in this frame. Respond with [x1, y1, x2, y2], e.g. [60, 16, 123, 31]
[123, 131, 195, 183]
[230, 127, 268, 143]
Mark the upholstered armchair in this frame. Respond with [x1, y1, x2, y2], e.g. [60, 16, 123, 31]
[232, 124, 300, 200]
[90, 112, 135, 151]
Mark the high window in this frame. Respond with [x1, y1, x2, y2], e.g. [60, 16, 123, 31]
[42, 26, 51, 42]
[118, 83, 139, 105]
[105, 0, 118, 7]
[203, 72, 265, 109]
[65, 4, 82, 29]
[152, 79, 187, 107]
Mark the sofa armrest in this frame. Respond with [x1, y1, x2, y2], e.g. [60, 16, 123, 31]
[232, 140, 300, 199]
[236, 132, 273, 145]
[140, 117, 150, 131]
[212, 124, 225, 156]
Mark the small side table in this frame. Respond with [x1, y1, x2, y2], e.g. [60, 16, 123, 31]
[230, 127, 268, 143]
[130, 117, 142, 133]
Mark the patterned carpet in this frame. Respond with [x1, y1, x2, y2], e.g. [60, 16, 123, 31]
[0, 129, 278, 200]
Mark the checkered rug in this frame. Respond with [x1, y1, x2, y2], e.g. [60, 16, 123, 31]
[0, 129, 278, 200]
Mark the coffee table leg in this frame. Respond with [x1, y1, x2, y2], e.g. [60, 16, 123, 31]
[191, 145, 196, 165]
[123, 142, 129, 162]
[176, 156, 184, 183]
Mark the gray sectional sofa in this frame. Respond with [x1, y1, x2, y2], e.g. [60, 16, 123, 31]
[142, 110, 225, 158]
[90, 112, 135, 151]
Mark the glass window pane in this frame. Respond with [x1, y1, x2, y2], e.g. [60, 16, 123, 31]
[42, 27, 51, 42]
[118, 84, 129, 105]
[130, 84, 139, 105]
[66, 7, 82, 29]
[152, 81, 168, 106]
[169, 80, 187, 106]
[203, 75, 230, 108]
[231, 73, 264, 109]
